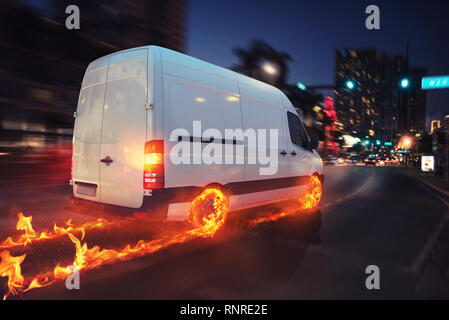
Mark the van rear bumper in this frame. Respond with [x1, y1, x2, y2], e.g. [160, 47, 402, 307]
[68, 187, 202, 221]
[68, 195, 167, 220]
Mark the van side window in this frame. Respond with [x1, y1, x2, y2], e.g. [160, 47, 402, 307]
[287, 111, 308, 149]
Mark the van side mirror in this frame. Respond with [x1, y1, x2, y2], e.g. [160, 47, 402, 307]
[309, 133, 319, 150]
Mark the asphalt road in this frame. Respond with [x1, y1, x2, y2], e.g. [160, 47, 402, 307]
[1, 165, 449, 299]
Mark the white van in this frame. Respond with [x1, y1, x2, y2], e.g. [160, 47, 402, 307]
[70, 45, 323, 222]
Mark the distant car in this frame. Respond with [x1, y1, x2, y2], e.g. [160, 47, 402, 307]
[348, 157, 359, 164]
[390, 159, 399, 165]
[365, 157, 376, 166]
[323, 156, 336, 166]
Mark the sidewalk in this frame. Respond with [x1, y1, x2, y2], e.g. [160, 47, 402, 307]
[409, 170, 449, 197]
[403, 168, 449, 298]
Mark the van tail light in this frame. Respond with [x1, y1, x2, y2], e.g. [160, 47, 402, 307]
[144, 140, 164, 190]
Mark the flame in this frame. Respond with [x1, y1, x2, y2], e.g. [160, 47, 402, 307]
[55, 188, 229, 276]
[15, 212, 37, 244]
[23, 277, 54, 293]
[0, 251, 26, 300]
[0, 213, 128, 249]
[249, 175, 322, 226]
[188, 188, 229, 236]
[0, 188, 230, 299]
[299, 175, 322, 210]
[0, 182, 321, 299]
[0, 212, 41, 248]
[248, 211, 290, 226]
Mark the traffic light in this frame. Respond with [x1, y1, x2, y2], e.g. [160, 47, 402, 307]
[346, 80, 355, 90]
[400, 78, 410, 88]
[364, 140, 370, 146]
[297, 82, 307, 91]
[376, 140, 381, 146]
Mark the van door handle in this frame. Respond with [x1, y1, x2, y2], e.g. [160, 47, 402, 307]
[280, 151, 287, 156]
[101, 156, 113, 164]
[291, 151, 297, 156]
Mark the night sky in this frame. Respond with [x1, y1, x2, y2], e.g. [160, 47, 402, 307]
[187, 0, 449, 129]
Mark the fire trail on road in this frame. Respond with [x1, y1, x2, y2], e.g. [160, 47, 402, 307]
[0, 176, 322, 299]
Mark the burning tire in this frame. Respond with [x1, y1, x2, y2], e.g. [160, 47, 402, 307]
[299, 175, 322, 210]
[188, 188, 229, 236]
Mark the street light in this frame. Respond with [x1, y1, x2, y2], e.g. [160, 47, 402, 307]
[346, 80, 355, 90]
[400, 136, 412, 149]
[262, 62, 277, 75]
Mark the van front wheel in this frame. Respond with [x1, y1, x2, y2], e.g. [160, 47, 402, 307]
[299, 175, 322, 210]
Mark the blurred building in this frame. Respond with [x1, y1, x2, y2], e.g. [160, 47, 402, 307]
[335, 48, 426, 145]
[0, 0, 186, 148]
[430, 114, 449, 176]
[405, 67, 427, 136]
[430, 120, 441, 134]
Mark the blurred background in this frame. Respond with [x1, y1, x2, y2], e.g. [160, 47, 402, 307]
[0, 0, 448, 182]
[0, 0, 186, 182]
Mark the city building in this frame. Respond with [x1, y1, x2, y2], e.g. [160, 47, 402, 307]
[334, 48, 426, 145]
[0, 0, 186, 147]
[405, 67, 427, 136]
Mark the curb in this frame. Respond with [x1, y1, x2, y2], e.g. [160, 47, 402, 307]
[410, 174, 449, 198]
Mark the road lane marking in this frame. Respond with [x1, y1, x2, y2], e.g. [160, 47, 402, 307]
[409, 182, 449, 274]
[410, 174, 449, 198]
[319, 171, 374, 211]
[304, 243, 412, 274]
[271, 236, 413, 297]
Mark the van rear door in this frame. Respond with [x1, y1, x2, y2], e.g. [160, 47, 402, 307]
[73, 56, 110, 202]
[99, 49, 148, 208]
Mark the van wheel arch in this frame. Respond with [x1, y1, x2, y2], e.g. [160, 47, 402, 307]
[311, 171, 323, 185]
[188, 183, 230, 230]
[202, 183, 229, 203]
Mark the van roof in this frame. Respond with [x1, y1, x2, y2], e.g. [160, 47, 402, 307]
[88, 45, 286, 98]
[88, 45, 160, 65]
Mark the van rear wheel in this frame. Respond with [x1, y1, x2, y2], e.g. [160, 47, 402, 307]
[188, 188, 229, 236]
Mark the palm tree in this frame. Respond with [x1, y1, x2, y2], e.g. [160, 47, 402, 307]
[232, 40, 291, 89]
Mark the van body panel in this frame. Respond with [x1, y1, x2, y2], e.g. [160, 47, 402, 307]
[308, 150, 324, 176]
[159, 47, 238, 93]
[147, 46, 164, 141]
[72, 56, 110, 202]
[281, 94, 312, 198]
[160, 48, 244, 209]
[238, 186, 301, 211]
[236, 75, 289, 207]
